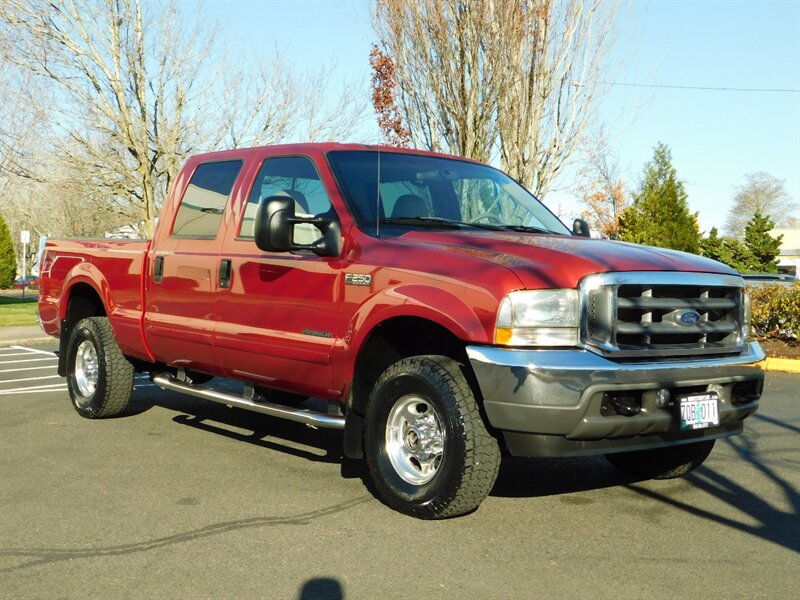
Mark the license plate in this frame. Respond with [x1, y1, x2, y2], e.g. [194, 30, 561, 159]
[679, 393, 720, 430]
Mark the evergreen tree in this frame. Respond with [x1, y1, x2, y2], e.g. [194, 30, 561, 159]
[0, 213, 17, 289]
[700, 227, 725, 262]
[743, 211, 782, 272]
[619, 142, 701, 253]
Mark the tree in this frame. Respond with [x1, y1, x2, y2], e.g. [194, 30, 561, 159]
[372, 0, 621, 196]
[1, 1, 369, 240]
[619, 143, 701, 253]
[725, 172, 796, 239]
[743, 211, 782, 273]
[0, 213, 16, 288]
[700, 227, 753, 272]
[576, 138, 628, 238]
[369, 45, 411, 147]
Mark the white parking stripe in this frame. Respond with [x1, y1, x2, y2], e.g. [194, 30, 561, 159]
[2, 387, 67, 395]
[0, 374, 63, 384]
[0, 365, 60, 373]
[0, 352, 40, 357]
[3, 383, 68, 393]
[9, 345, 57, 356]
[0, 358, 58, 365]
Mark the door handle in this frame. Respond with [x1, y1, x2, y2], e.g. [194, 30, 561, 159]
[219, 259, 232, 289]
[154, 256, 164, 283]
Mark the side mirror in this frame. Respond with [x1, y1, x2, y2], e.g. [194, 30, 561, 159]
[254, 196, 342, 257]
[572, 218, 591, 238]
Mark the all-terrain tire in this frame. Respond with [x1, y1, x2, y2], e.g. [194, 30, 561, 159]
[66, 317, 134, 418]
[605, 440, 716, 480]
[365, 355, 501, 519]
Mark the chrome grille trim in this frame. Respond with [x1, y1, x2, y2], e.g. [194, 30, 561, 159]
[580, 272, 745, 358]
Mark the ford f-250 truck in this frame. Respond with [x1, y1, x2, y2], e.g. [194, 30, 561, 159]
[38, 143, 764, 518]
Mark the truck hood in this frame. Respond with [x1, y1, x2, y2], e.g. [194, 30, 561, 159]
[398, 230, 737, 289]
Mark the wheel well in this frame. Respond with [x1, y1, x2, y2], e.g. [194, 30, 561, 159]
[350, 317, 469, 416]
[57, 283, 106, 376]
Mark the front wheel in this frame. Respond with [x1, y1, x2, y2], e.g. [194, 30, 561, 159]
[66, 317, 134, 418]
[604, 440, 716, 480]
[365, 355, 501, 519]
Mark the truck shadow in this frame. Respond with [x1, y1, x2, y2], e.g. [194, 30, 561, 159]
[127, 388, 345, 465]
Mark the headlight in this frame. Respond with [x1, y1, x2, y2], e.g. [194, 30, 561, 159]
[495, 289, 580, 346]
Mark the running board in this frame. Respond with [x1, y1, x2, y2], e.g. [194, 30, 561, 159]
[151, 374, 345, 430]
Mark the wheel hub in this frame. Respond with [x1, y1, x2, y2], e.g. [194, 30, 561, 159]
[386, 395, 446, 485]
[74, 339, 99, 404]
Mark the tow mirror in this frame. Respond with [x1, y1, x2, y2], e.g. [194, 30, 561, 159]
[572, 218, 591, 238]
[254, 195, 342, 257]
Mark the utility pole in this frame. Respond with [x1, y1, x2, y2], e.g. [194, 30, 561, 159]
[20, 230, 29, 298]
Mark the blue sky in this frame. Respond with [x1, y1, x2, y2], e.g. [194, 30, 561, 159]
[199, 0, 800, 233]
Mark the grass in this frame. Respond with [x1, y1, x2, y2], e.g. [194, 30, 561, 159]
[0, 295, 39, 327]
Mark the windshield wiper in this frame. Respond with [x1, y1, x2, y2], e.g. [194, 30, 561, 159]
[493, 224, 554, 234]
[380, 216, 504, 231]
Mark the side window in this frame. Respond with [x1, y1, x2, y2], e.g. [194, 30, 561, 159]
[239, 156, 333, 239]
[171, 160, 243, 238]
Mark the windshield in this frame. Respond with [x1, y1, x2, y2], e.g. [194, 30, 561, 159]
[326, 151, 571, 236]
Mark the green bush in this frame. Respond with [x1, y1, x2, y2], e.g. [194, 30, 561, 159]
[0, 214, 16, 289]
[747, 282, 799, 341]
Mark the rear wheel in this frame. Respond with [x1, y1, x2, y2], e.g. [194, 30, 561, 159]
[66, 317, 134, 418]
[605, 440, 716, 479]
[365, 355, 500, 519]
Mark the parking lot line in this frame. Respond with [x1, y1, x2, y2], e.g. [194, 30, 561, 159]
[0, 357, 59, 365]
[3, 381, 68, 391]
[2, 386, 68, 395]
[9, 345, 57, 357]
[0, 374, 62, 384]
[0, 365, 60, 373]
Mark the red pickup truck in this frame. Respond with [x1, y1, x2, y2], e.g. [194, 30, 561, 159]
[39, 143, 764, 518]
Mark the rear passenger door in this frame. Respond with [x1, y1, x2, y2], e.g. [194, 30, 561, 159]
[215, 154, 341, 399]
[144, 159, 244, 372]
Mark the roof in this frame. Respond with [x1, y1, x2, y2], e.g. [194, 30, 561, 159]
[186, 143, 480, 165]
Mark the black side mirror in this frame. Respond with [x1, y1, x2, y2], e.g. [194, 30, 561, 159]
[572, 218, 591, 238]
[254, 195, 342, 257]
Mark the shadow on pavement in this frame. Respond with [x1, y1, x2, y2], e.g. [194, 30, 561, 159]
[625, 433, 800, 553]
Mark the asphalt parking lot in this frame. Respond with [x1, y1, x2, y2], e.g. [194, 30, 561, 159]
[1, 342, 798, 599]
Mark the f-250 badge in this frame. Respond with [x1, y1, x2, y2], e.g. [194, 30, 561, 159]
[345, 273, 372, 286]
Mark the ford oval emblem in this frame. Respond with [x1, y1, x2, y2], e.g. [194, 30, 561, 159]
[677, 310, 701, 326]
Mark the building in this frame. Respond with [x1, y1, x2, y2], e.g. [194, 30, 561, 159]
[771, 228, 800, 276]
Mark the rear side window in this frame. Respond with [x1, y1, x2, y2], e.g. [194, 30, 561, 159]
[171, 160, 243, 238]
[239, 156, 333, 238]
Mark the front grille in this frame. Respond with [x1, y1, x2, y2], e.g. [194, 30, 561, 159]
[582, 272, 745, 358]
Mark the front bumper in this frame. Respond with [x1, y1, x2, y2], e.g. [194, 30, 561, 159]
[467, 342, 764, 457]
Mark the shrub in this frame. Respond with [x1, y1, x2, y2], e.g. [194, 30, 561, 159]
[0, 214, 16, 289]
[747, 282, 800, 341]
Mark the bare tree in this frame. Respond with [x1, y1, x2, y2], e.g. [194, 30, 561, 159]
[497, 1, 620, 197]
[0, 0, 219, 237]
[1, 1, 371, 239]
[373, 0, 620, 197]
[575, 136, 628, 238]
[725, 172, 797, 239]
[372, 0, 514, 162]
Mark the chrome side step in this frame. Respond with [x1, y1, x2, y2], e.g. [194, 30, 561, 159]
[152, 374, 345, 430]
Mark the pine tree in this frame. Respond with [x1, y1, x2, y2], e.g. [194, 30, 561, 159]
[619, 142, 701, 253]
[0, 213, 17, 289]
[742, 211, 782, 273]
[700, 227, 724, 262]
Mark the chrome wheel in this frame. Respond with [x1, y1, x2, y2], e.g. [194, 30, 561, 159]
[74, 339, 99, 403]
[385, 394, 445, 485]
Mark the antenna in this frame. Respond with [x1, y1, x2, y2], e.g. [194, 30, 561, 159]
[375, 147, 381, 238]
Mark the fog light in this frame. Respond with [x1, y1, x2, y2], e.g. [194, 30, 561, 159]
[656, 388, 671, 409]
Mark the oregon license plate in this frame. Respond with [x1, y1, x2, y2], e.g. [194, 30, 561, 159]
[679, 393, 720, 430]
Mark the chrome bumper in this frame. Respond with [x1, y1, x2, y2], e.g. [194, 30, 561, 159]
[467, 342, 765, 457]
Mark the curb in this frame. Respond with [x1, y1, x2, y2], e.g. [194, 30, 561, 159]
[757, 358, 800, 374]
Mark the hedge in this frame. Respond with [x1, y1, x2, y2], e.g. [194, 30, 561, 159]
[747, 282, 799, 341]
